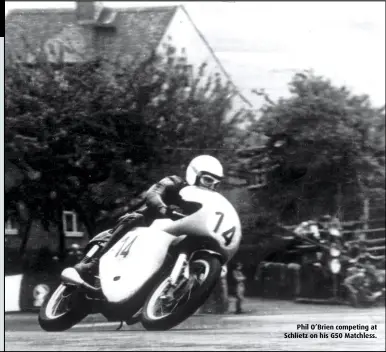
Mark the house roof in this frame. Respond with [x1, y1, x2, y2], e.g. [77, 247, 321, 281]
[5, 6, 177, 62]
[5, 4, 252, 107]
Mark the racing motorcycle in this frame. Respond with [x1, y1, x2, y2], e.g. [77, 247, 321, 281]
[38, 185, 242, 331]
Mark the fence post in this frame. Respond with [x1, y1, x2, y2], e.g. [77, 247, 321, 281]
[363, 198, 370, 232]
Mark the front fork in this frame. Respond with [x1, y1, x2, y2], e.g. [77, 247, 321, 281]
[169, 253, 190, 288]
[166, 250, 225, 296]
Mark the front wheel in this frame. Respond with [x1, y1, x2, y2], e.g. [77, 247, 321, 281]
[141, 252, 222, 331]
[38, 284, 91, 331]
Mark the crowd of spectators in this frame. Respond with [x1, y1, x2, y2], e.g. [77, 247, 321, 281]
[293, 215, 385, 306]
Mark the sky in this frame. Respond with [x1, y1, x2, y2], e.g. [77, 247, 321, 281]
[5, 1, 386, 108]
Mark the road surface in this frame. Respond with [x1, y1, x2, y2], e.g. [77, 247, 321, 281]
[5, 299, 385, 351]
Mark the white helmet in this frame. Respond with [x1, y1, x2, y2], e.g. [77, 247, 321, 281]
[186, 155, 224, 190]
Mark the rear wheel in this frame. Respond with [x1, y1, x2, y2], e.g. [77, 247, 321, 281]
[38, 284, 91, 331]
[141, 252, 222, 331]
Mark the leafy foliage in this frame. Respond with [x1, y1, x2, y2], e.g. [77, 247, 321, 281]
[5, 45, 248, 254]
[249, 70, 385, 223]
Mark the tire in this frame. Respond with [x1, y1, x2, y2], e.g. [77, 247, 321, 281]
[141, 252, 222, 331]
[38, 284, 91, 332]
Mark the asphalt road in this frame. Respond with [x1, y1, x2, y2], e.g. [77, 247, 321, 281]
[5, 299, 385, 351]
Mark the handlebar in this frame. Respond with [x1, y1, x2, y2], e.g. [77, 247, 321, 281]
[170, 210, 186, 220]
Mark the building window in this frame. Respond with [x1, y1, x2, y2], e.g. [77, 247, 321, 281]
[62, 211, 84, 238]
[5, 218, 19, 236]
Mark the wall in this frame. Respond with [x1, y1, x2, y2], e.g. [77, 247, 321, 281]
[5, 275, 23, 312]
[5, 220, 88, 252]
[5, 219, 89, 278]
[5, 11, 95, 64]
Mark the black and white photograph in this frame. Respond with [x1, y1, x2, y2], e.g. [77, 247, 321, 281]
[3, 1, 385, 350]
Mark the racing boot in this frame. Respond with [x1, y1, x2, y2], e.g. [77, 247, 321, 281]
[74, 213, 146, 284]
[73, 224, 130, 284]
[74, 245, 103, 286]
[74, 258, 99, 285]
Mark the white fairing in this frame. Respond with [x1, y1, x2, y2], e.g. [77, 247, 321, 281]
[156, 186, 242, 261]
[183, 186, 242, 260]
[99, 185, 242, 303]
[99, 228, 176, 303]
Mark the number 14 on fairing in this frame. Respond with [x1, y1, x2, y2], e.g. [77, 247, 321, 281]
[213, 211, 236, 246]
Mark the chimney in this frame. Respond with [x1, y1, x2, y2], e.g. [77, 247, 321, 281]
[76, 1, 103, 23]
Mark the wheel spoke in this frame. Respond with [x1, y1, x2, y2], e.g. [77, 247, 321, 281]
[45, 285, 76, 319]
[51, 299, 61, 316]
[146, 258, 211, 321]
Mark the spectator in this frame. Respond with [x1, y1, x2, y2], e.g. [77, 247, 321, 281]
[69, 243, 83, 261]
[343, 246, 385, 306]
[219, 265, 229, 312]
[352, 225, 367, 242]
[347, 241, 381, 266]
[294, 220, 320, 241]
[65, 243, 84, 266]
[232, 262, 246, 314]
[318, 214, 343, 246]
[293, 215, 341, 246]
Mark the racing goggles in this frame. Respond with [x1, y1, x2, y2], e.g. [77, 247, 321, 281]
[199, 174, 221, 189]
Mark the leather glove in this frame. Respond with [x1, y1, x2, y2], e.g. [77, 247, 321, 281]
[158, 206, 168, 217]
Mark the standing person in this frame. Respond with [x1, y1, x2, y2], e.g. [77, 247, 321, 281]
[219, 264, 229, 313]
[232, 262, 246, 314]
[343, 245, 384, 307]
[318, 215, 342, 245]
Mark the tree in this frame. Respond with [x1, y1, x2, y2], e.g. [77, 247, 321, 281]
[248, 70, 385, 224]
[5, 44, 249, 256]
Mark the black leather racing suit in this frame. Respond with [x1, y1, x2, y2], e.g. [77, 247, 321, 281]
[89, 175, 187, 253]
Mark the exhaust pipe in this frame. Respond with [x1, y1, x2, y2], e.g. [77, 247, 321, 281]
[61, 268, 100, 292]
